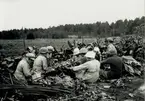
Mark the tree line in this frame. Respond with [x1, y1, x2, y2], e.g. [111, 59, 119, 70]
[0, 16, 144, 39]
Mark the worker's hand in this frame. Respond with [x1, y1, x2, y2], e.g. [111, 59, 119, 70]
[70, 67, 76, 72]
[41, 71, 46, 75]
[50, 68, 55, 71]
[31, 70, 35, 75]
[27, 76, 32, 84]
[69, 67, 74, 70]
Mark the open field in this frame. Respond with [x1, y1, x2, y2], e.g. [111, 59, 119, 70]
[0, 36, 144, 56]
[0, 38, 100, 56]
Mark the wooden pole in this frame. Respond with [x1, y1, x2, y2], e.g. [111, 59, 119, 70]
[23, 38, 26, 50]
[81, 36, 84, 44]
[9, 73, 13, 84]
[22, 27, 26, 50]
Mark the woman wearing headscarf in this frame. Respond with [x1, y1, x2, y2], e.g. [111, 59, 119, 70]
[14, 53, 35, 85]
[32, 47, 50, 81]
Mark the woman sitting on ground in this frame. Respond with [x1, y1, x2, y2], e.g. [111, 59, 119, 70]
[71, 51, 100, 83]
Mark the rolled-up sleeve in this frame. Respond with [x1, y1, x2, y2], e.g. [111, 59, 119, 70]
[72, 63, 88, 71]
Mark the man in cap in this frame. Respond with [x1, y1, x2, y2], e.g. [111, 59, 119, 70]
[14, 53, 35, 85]
[71, 51, 100, 83]
[25, 46, 37, 56]
[46, 46, 55, 58]
[32, 47, 50, 81]
[32, 46, 38, 56]
[46, 46, 55, 66]
[100, 50, 124, 79]
[93, 42, 101, 61]
[77, 47, 88, 64]
[105, 37, 117, 56]
[72, 47, 80, 65]
[73, 47, 88, 78]
[86, 43, 94, 51]
[26, 46, 34, 53]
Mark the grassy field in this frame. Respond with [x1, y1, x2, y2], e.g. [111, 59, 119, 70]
[0, 36, 144, 57]
[0, 38, 99, 56]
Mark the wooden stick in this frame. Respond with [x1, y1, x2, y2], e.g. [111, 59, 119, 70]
[9, 73, 13, 84]
[23, 38, 26, 50]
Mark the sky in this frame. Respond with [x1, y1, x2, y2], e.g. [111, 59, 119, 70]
[0, 0, 144, 31]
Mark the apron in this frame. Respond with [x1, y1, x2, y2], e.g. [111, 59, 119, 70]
[32, 72, 42, 81]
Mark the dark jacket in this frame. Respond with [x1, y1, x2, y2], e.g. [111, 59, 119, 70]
[101, 55, 123, 79]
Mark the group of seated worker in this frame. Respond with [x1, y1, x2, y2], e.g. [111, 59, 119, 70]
[70, 37, 124, 83]
[13, 38, 124, 85]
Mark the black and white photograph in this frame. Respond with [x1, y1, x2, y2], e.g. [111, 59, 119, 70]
[0, 0, 145, 100]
